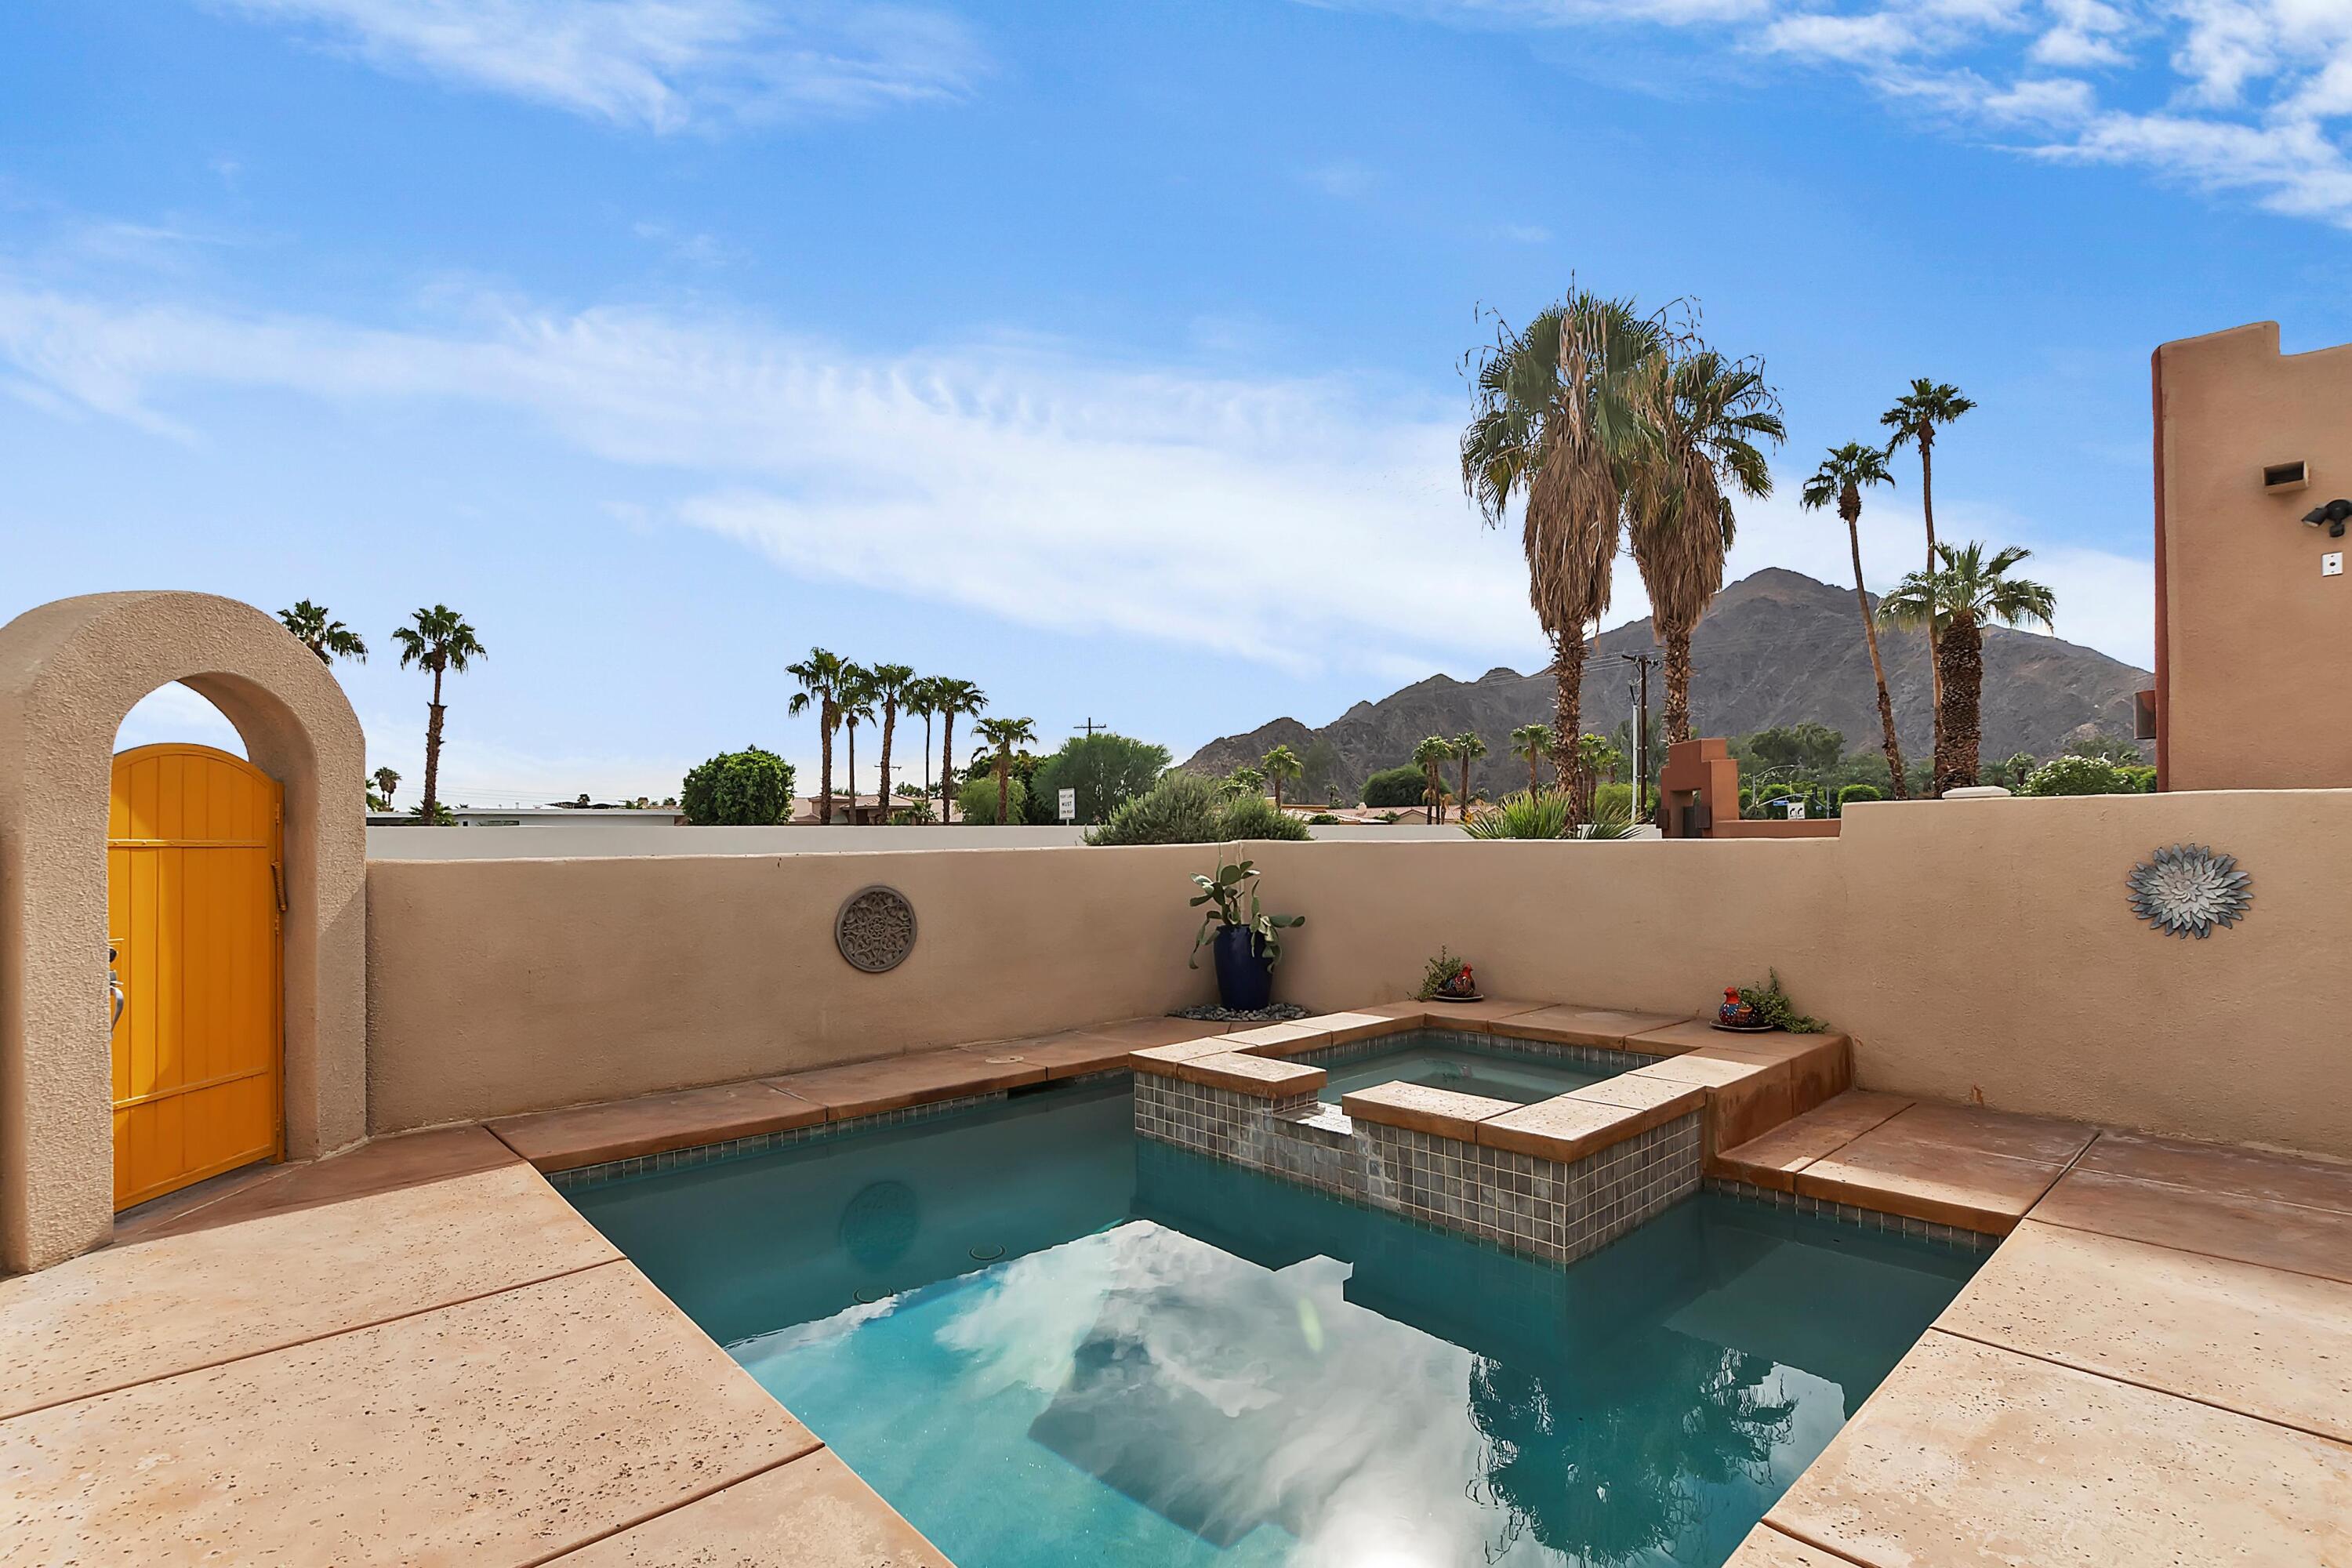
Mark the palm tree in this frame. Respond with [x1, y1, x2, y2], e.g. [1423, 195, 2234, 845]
[1508, 722, 1554, 794]
[975, 716, 1036, 826]
[390, 606, 485, 823]
[1800, 445, 1907, 798]
[1628, 348, 1784, 743]
[1452, 731, 1488, 811]
[1411, 735, 1456, 825]
[1882, 379, 1977, 791]
[930, 679, 986, 825]
[785, 649, 847, 826]
[1261, 745, 1303, 812]
[372, 766, 400, 810]
[837, 663, 877, 824]
[907, 677, 942, 823]
[1222, 765, 1265, 803]
[1463, 291, 1666, 825]
[1880, 542, 2056, 793]
[866, 662, 916, 826]
[278, 601, 368, 666]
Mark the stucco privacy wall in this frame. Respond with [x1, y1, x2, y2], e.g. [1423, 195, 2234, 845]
[369, 791, 2352, 1160]
[0, 593, 368, 1272]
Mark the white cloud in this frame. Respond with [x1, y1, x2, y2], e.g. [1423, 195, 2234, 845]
[209, 0, 985, 130]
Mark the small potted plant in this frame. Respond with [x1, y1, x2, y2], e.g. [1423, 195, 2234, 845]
[1416, 946, 1483, 1002]
[1188, 854, 1305, 1011]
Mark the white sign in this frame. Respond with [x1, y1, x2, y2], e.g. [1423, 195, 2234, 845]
[1785, 797, 1808, 821]
[1058, 787, 1077, 822]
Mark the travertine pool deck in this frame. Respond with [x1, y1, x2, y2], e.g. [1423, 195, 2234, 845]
[8, 1003, 2351, 1566]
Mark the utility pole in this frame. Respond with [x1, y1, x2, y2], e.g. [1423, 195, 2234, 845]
[1609, 651, 1660, 826]
[1074, 717, 1109, 739]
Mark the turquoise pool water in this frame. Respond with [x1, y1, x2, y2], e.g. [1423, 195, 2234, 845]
[1316, 1036, 1613, 1106]
[571, 1082, 1977, 1567]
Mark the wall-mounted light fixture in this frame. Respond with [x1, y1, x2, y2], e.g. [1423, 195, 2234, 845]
[2301, 498, 2350, 538]
[2265, 459, 2310, 492]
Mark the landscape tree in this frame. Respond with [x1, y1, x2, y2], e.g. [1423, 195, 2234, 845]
[930, 678, 985, 826]
[836, 664, 877, 824]
[975, 715, 1038, 826]
[906, 677, 941, 822]
[1742, 723, 1844, 776]
[390, 605, 485, 825]
[1452, 731, 1488, 810]
[278, 601, 368, 666]
[1509, 722, 1555, 794]
[1463, 291, 1666, 825]
[1261, 743, 1304, 812]
[680, 746, 797, 825]
[866, 663, 916, 825]
[1301, 735, 1343, 804]
[1999, 751, 2039, 790]
[1412, 735, 1457, 824]
[1882, 379, 1976, 779]
[1221, 765, 1265, 803]
[1879, 541, 2056, 793]
[1627, 347, 1784, 743]
[1362, 764, 1432, 810]
[1030, 733, 1171, 824]
[1800, 444, 1908, 797]
[785, 648, 848, 826]
[371, 766, 399, 810]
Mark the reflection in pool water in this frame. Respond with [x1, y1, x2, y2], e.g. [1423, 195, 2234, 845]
[572, 1083, 1976, 1567]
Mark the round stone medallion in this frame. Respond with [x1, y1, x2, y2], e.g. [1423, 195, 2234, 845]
[835, 884, 917, 972]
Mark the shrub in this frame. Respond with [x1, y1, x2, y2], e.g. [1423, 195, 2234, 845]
[1461, 789, 1571, 839]
[2120, 764, 2158, 793]
[2023, 755, 2132, 797]
[1029, 734, 1173, 825]
[1306, 812, 1341, 825]
[956, 773, 1030, 825]
[1363, 764, 1435, 809]
[1737, 969, 1825, 1033]
[1215, 795, 1312, 842]
[1838, 784, 1882, 811]
[1085, 771, 1225, 845]
[680, 746, 796, 826]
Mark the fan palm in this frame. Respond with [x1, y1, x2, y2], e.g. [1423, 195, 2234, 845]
[1508, 722, 1554, 794]
[1411, 735, 1456, 825]
[1627, 349, 1784, 743]
[1463, 291, 1666, 825]
[930, 679, 986, 825]
[1261, 745, 1303, 812]
[906, 677, 942, 822]
[1800, 445, 1907, 797]
[975, 715, 1036, 826]
[785, 648, 847, 826]
[866, 663, 916, 826]
[278, 600, 368, 666]
[1222, 765, 1265, 803]
[1452, 731, 1488, 811]
[1879, 541, 2056, 793]
[390, 605, 485, 823]
[837, 663, 877, 824]
[1882, 379, 1977, 789]
[372, 766, 400, 809]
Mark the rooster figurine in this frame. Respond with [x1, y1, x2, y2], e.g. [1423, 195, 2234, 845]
[1445, 962, 1479, 998]
[1719, 985, 1759, 1029]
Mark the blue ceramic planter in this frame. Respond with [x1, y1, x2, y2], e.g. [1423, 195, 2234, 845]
[1210, 923, 1273, 1011]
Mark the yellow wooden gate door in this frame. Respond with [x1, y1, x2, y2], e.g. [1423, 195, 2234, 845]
[107, 743, 284, 1210]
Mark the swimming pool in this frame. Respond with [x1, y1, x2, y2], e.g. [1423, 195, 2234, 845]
[1311, 1029, 1618, 1106]
[571, 1080, 1977, 1567]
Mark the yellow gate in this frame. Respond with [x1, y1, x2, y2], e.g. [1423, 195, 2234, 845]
[107, 743, 284, 1210]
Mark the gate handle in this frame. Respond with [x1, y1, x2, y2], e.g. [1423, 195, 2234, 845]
[108, 945, 125, 1032]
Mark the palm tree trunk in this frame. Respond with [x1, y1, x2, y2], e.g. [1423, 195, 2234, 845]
[1527, 755, 1540, 794]
[844, 724, 858, 826]
[1922, 434, 1943, 797]
[921, 717, 934, 823]
[996, 758, 1011, 826]
[1936, 612, 1983, 793]
[1458, 758, 1471, 815]
[1663, 628, 1694, 745]
[1550, 630, 1591, 825]
[1272, 777, 1283, 812]
[818, 702, 835, 828]
[877, 708, 897, 824]
[421, 661, 445, 818]
[1847, 516, 1909, 798]
[939, 714, 956, 826]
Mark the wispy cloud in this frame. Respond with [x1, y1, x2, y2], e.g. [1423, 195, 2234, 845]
[207, 0, 986, 131]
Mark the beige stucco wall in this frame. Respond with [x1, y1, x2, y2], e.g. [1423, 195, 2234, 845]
[0, 593, 368, 1272]
[371, 790, 2352, 1160]
[2155, 321, 2352, 791]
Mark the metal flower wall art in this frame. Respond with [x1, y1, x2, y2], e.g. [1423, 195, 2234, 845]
[2125, 844, 2252, 939]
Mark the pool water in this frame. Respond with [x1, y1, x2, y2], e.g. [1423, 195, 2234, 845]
[571, 1082, 1978, 1568]
[1316, 1040, 1611, 1106]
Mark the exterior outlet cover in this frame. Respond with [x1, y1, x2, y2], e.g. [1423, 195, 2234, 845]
[2325, 552, 2345, 577]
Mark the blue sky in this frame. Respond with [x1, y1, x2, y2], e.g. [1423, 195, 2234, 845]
[6, 0, 2350, 803]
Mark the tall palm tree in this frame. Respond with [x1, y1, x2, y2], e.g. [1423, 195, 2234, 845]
[837, 663, 877, 824]
[278, 601, 368, 666]
[390, 605, 485, 823]
[1509, 722, 1554, 794]
[1882, 379, 1977, 791]
[372, 766, 400, 810]
[1411, 735, 1456, 825]
[1800, 445, 1907, 798]
[975, 715, 1036, 826]
[866, 662, 916, 826]
[1463, 291, 1666, 825]
[1452, 731, 1488, 811]
[930, 679, 986, 825]
[1261, 744, 1303, 812]
[1880, 542, 2056, 793]
[1628, 348, 1784, 743]
[785, 649, 847, 826]
[907, 677, 942, 823]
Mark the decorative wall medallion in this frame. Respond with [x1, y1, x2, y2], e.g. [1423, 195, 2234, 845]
[2126, 844, 2251, 939]
[835, 884, 917, 972]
